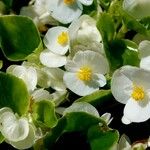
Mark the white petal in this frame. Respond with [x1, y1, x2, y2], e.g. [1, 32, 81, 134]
[63, 102, 100, 118]
[44, 26, 69, 55]
[118, 134, 131, 150]
[123, 98, 150, 123]
[69, 42, 104, 58]
[69, 15, 101, 43]
[73, 50, 109, 74]
[0, 107, 13, 116]
[42, 67, 66, 91]
[64, 72, 99, 96]
[51, 0, 83, 24]
[93, 74, 106, 87]
[6, 65, 18, 74]
[140, 56, 150, 71]
[138, 40, 150, 58]
[40, 50, 67, 68]
[111, 67, 133, 104]
[121, 116, 132, 125]
[121, 66, 150, 90]
[36, 68, 51, 88]
[123, 0, 150, 19]
[12, 66, 26, 79]
[78, 0, 93, 6]
[31, 89, 52, 102]
[9, 65, 37, 92]
[8, 125, 35, 150]
[25, 67, 37, 92]
[101, 113, 112, 124]
[1, 114, 29, 142]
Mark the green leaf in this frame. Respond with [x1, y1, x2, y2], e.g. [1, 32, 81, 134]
[88, 125, 119, 150]
[75, 90, 112, 106]
[0, 15, 41, 61]
[0, 72, 29, 115]
[140, 17, 150, 30]
[122, 48, 140, 66]
[2, 0, 13, 8]
[0, 133, 4, 144]
[121, 10, 150, 37]
[44, 112, 106, 149]
[97, 13, 115, 42]
[32, 100, 58, 128]
[0, 60, 3, 69]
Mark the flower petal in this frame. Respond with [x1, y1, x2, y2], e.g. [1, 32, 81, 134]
[63, 102, 100, 118]
[42, 67, 66, 91]
[50, 0, 83, 24]
[73, 50, 109, 74]
[138, 40, 150, 58]
[123, 98, 150, 123]
[123, 0, 150, 19]
[140, 56, 150, 71]
[69, 15, 101, 43]
[1, 113, 29, 142]
[44, 26, 69, 55]
[31, 88, 52, 102]
[78, 0, 93, 6]
[8, 125, 35, 150]
[40, 50, 67, 68]
[93, 74, 106, 87]
[64, 72, 99, 96]
[111, 67, 133, 104]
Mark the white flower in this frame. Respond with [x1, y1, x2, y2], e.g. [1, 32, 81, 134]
[118, 134, 147, 150]
[138, 40, 150, 71]
[48, 0, 94, 24]
[123, 0, 150, 19]
[7, 65, 37, 93]
[63, 102, 100, 118]
[20, 0, 58, 28]
[0, 107, 35, 149]
[69, 15, 102, 45]
[40, 26, 69, 68]
[41, 67, 66, 91]
[63, 50, 109, 96]
[101, 113, 113, 125]
[111, 65, 150, 124]
[31, 88, 52, 102]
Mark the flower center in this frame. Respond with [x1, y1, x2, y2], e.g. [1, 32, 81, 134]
[131, 85, 145, 101]
[57, 32, 69, 46]
[64, 0, 75, 5]
[77, 67, 92, 81]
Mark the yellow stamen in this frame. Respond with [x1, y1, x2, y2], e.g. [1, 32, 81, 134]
[57, 32, 69, 46]
[77, 67, 92, 81]
[64, 0, 75, 5]
[131, 85, 145, 101]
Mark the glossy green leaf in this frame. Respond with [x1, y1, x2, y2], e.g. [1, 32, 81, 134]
[32, 100, 58, 128]
[44, 112, 106, 149]
[88, 125, 119, 150]
[0, 15, 41, 61]
[75, 90, 112, 106]
[0, 72, 29, 115]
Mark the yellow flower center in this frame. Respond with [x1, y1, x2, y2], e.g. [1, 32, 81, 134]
[57, 32, 69, 46]
[131, 85, 145, 101]
[77, 67, 92, 81]
[64, 0, 75, 5]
